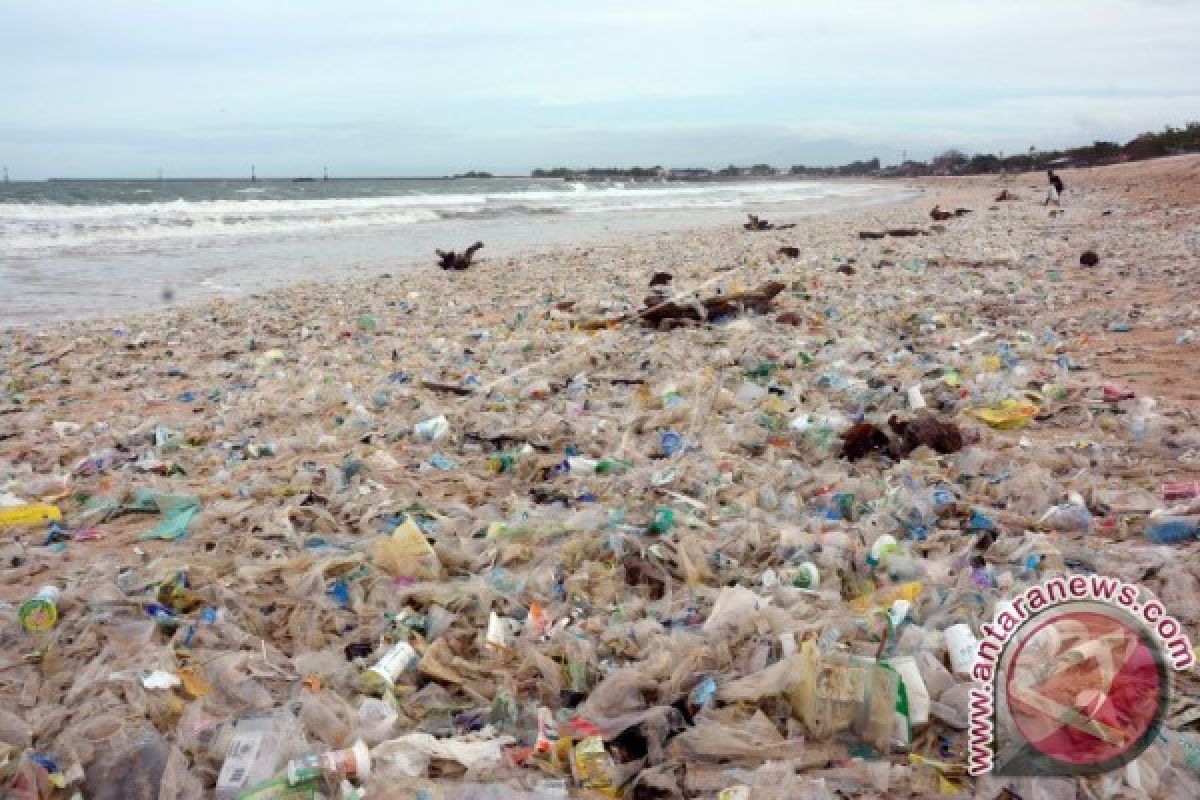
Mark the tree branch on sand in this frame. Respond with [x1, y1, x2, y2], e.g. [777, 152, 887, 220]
[436, 242, 484, 270]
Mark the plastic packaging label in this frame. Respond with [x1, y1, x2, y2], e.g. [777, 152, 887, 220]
[217, 732, 266, 796]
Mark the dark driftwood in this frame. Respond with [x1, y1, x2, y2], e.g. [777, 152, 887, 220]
[778, 246, 800, 258]
[577, 280, 787, 331]
[638, 281, 787, 329]
[930, 205, 974, 221]
[436, 241, 484, 270]
[421, 380, 475, 396]
[743, 214, 796, 231]
[649, 272, 674, 287]
[858, 228, 928, 240]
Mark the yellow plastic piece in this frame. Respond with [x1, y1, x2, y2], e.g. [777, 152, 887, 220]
[974, 399, 1040, 429]
[370, 518, 441, 579]
[849, 581, 923, 613]
[0, 504, 62, 529]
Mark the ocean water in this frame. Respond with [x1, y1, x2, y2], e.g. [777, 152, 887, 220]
[0, 177, 912, 324]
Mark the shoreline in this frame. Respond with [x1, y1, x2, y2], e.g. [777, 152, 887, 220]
[4, 157, 1197, 413]
[0, 183, 922, 329]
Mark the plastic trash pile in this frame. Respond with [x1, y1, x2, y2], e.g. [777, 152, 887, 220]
[1, 185, 1199, 799]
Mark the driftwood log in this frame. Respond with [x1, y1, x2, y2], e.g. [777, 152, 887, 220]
[638, 281, 787, 330]
[436, 241, 484, 270]
[577, 280, 787, 331]
[743, 214, 795, 231]
[857, 228, 928, 240]
[420, 380, 475, 396]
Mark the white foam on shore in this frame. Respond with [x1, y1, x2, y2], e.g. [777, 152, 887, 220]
[0, 181, 894, 258]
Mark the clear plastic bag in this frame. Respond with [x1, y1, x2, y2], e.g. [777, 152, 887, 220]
[787, 639, 900, 751]
[667, 710, 824, 763]
[371, 732, 516, 780]
[82, 725, 170, 800]
[299, 691, 354, 748]
[0, 708, 32, 750]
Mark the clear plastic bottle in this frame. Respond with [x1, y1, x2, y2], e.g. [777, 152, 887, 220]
[1039, 492, 1091, 532]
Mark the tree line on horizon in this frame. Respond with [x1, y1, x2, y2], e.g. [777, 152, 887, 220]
[527, 121, 1200, 180]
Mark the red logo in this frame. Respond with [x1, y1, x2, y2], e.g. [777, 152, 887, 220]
[994, 603, 1169, 775]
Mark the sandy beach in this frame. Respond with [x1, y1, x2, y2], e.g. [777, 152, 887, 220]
[2, 157, 1199, 797]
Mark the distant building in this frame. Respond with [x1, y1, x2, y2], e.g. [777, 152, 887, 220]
[668, 168, 714, 180]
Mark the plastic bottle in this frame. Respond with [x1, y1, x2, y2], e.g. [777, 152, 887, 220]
[1039, 492, 1091, 532]
[286, 740, 370, 786]
[1144, 517, 1200, 545]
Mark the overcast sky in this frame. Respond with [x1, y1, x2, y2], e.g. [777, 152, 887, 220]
[2, 1, 1197, 178]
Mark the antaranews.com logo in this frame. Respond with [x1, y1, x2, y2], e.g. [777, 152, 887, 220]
[968, 574, 1194, 777]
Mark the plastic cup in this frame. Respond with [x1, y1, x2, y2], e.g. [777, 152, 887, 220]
[486, 611, 513, 649]
[19, 586, 61, 633]
[945, 623, 979, 676]
[361, 641, 418, 695]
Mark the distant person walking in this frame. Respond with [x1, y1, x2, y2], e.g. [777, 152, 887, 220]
[1045, 169, 1064, 206]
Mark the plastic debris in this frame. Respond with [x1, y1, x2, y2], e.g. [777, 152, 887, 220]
[974, 399, 1040, 429]
[2, 167, 1199, 800]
